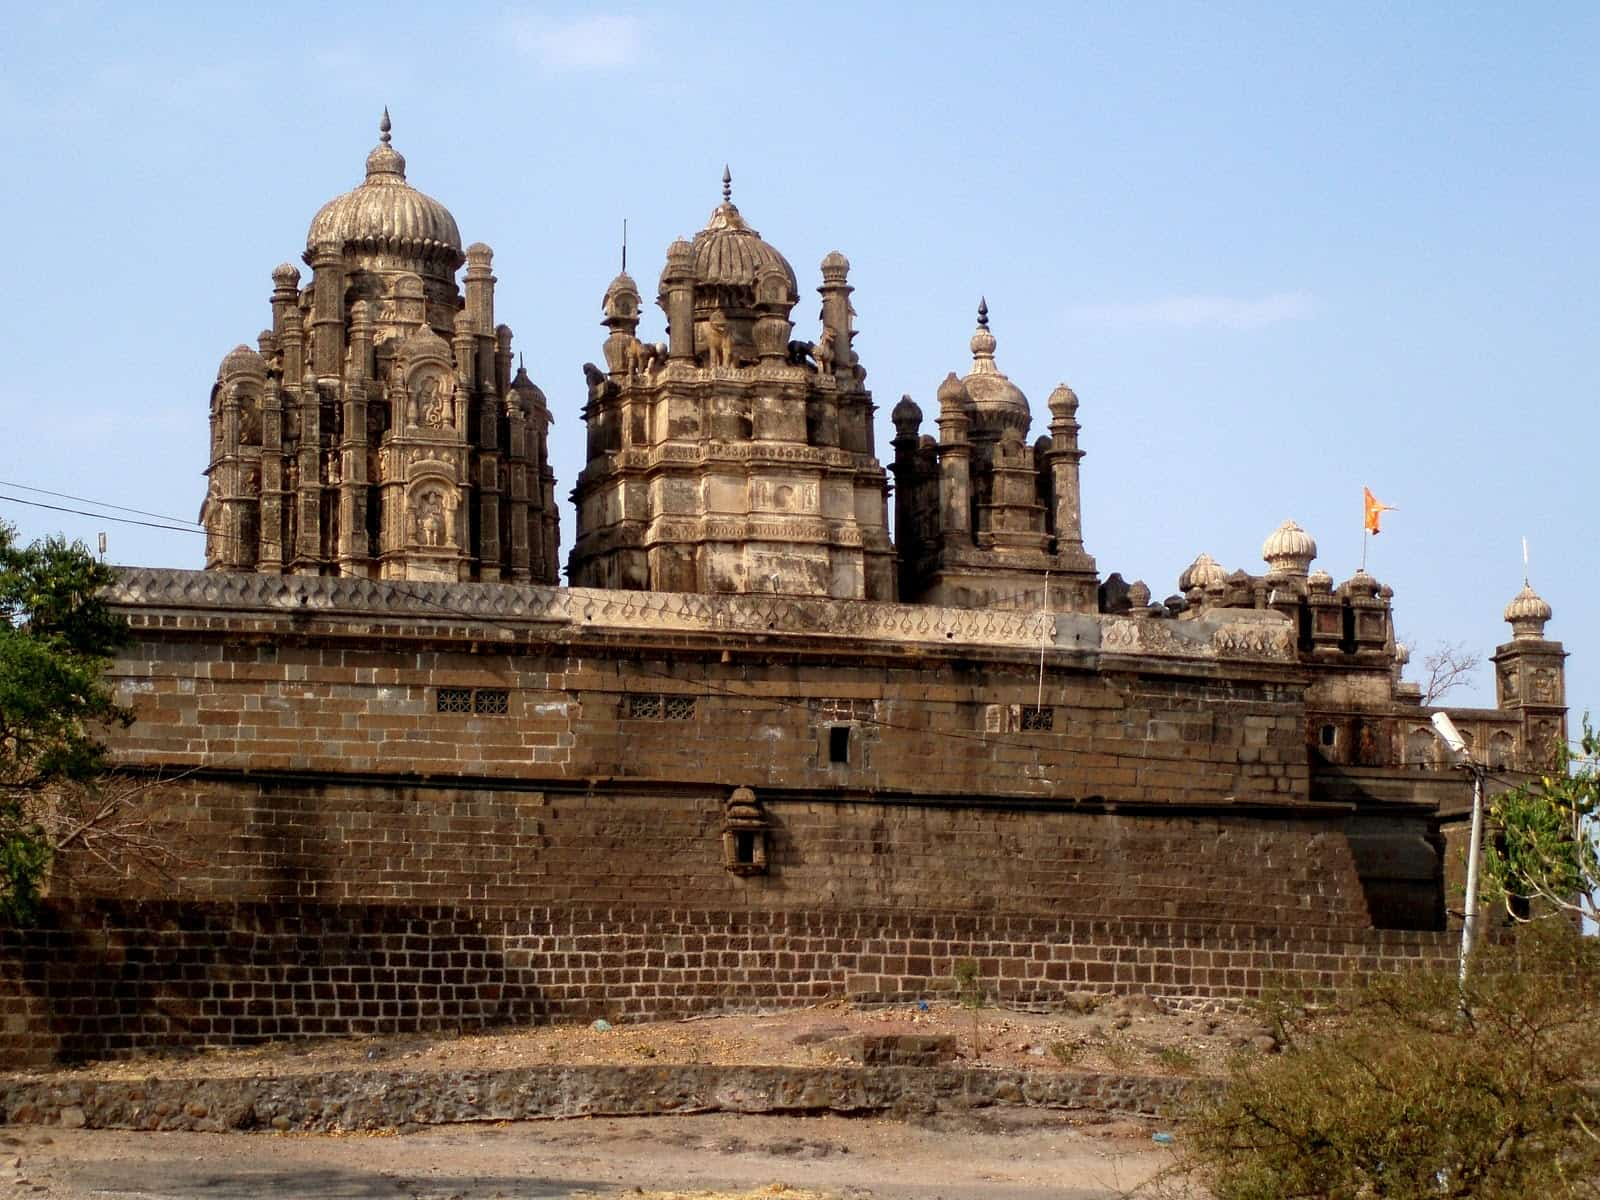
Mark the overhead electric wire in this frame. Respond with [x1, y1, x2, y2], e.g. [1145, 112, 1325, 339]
[0, 479, 200, 527]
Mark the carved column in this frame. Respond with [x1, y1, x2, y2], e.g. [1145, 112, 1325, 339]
[660, 240, 695, 362]
[818, 252, 853, 379]
[307, 240, 344, 379]
[935, 373, 972, 547]
[270, 263, 300, 337]
[1046, 384, 1085, 555]
[337, 301, 372, 573]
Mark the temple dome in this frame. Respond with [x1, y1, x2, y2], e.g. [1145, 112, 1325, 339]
[1503, 582, 1552, 638]
[1261, 519, 1317, 576]
[687, 168, 797, 294]
[305, 111, 463, 272]
[961, 299, 1030, 435]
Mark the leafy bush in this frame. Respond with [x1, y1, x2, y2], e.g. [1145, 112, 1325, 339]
[1176, 921, 1600, 1199]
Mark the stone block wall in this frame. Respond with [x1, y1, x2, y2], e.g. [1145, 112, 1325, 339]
[3, 899, 1457, 1067]
[0, 570, 1440, 1064]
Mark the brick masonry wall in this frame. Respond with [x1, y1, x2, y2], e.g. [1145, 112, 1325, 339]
[0, 587, 1414, 1065]
[105, 624, 1309, 807]
[2, 899, 1457, 1067]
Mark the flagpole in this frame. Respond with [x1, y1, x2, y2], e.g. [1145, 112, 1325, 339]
[1361, 528, 1368, 572]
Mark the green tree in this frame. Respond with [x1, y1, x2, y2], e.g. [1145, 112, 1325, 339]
[0, 521, 130, 923]
[1482, 716, 1600, 923]
[1173, 921, 1600, 1199]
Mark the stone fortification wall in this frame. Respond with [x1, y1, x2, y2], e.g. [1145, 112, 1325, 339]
[1, 569, 1391, 1065]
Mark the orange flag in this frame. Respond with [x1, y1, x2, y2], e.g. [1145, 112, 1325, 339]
[1363, 487, 1395, 535]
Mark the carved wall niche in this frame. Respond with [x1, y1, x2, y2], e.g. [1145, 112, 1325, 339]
[721, 786, 769, 876]
[406, 475, 459, 550]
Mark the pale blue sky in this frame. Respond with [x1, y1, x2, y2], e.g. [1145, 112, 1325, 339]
[2, 2, 1594, 728]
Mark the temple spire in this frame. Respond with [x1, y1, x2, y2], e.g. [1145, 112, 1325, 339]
[380, 106, 392, 145]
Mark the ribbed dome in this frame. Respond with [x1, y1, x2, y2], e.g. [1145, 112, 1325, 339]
[1261, 519, 1317, 576]
[218, 343, 265, 377]
[687, 168, 797, 294]
[1504, 582, 1553, 638]
[304, 112, 463, 272]
[1180, 552, 1227, 591]
[961, 299, 1030, 435]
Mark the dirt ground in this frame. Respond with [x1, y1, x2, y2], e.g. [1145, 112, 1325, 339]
[3, 1000, 1239, 1198]
[22, 996, 1270, 1083]
[0, 1109, 1196, 1199]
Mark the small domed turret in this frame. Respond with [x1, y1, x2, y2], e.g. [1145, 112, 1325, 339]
[1262, 519, 1317, 578]
[1503, 582, 1553, 639]
[219, 343, 266, 378]
[961, 298, 1031, 437]
[891, 395, 923, 433]
[1179, 552, 1227, 592]
[1047, 383, 1079, 417]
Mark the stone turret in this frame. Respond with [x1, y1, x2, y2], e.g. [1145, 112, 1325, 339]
[1493, 581, 1566, 769]
[567, 171, 894, 599]
[201, 113, 557, 583]
[888, 301, 1098, 612]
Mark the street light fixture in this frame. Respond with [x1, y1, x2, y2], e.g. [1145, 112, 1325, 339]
[1432, 712, 1486, 988]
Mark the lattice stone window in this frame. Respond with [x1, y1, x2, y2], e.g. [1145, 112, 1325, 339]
[626, 694, 696, 721]
[436, 687, 509, 716]
[436, 687, 473, 714]
[474, 689, 509, 715]
[1019, 705, 1055, 732]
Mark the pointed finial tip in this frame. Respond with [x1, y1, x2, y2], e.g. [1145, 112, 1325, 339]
[977, 296, 989, 327]
[721, 164, 732, 202]
[379, 107, 392, 144]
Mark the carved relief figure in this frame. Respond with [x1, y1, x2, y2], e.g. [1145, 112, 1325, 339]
[410, 487, 447, 547]
[236, 389, 262, 446]
[418, 376, 449, 428]
[705, 313, 735, 368]
[627, 337, 665, 376]
[1500, 664, 1519, 701]
[1532, 668, 1558, 703]
[814, 326, 836, 376]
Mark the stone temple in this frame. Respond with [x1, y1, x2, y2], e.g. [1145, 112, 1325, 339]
[0, 118, 1569, 1064]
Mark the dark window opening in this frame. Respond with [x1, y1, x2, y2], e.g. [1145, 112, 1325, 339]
[1020, 706, 1054, 732]
[828, 725, 851, 764]
[1321, 723, 1337, 747]
[734, 830, 757, 865]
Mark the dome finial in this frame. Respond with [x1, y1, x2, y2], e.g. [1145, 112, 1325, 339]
[380, 106, 391, 145]
[977, 296, 989, 328]
[721, 164, 732, 203]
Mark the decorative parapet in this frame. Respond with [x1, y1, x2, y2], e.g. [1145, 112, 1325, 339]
[107, 568, 1297, 664]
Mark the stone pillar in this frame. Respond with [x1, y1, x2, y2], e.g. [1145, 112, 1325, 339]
[818, 252, 853, 380]
[935, 373, 972, 546]
[270, 263, 301, 337]
[465, 244, 498, 395]
[258, 379, 284, 575]
[307, 240, 344, 379]
[660, 240, 696, 362]
[338, 302, 372, 573]
[295, 380, 323, 570]
[1046, 384, 1086, 555]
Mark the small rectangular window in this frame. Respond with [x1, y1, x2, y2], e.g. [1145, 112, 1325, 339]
[473, 689, 509, 715]
[437, 687, 473, 714]
[627, 694, 663, 720]
[663, 696, 697, 721]
[828, 725, 851, 764]
[1020, 706, 1054, 732]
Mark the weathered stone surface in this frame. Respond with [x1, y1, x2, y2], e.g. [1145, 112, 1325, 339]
[0, 1065, 1213, 1132]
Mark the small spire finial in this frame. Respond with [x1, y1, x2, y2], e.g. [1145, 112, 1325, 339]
[380, 107, 392, 145]
[621, 218, 628, 273]
[722, 164, 732, 203]
[519, 352, 525, 371]
[977, 296, 989, 328]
